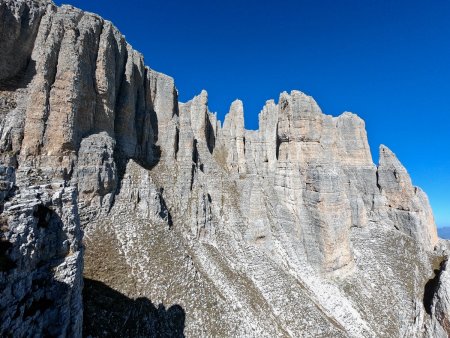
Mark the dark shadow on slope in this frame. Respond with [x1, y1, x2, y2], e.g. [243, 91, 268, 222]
[0, 59, 37, 91]
[111, 62, 163, 205]
[205, 114, 216, 154]
[275, 133, 281, 161]
[423, 259, 446, 315]
[83, 278, 185, 338]
[0, 0, 41, 88]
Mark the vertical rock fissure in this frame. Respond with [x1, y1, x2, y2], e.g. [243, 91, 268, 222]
[424, 258, 447, 315]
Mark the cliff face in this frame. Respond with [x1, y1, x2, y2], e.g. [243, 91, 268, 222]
[0, 1, 448, 337]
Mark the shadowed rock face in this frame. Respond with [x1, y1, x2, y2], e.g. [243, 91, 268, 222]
[429, 259, 450, 336]
[0, 168, 83, 337]
[0, 0, 448, 337]
[83, 278, 185, 338]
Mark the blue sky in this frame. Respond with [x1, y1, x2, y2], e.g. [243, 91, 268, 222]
[55, 0, 450, 228]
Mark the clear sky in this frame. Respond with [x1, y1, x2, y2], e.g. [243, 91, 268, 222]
[54, 0, 450, 228]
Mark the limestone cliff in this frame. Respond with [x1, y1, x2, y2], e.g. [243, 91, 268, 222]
[0, 0, 448, 337]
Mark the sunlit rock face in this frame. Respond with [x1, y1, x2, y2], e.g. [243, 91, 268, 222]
[0, 0, 447, 337]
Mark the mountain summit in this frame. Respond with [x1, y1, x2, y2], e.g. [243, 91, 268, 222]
[0, 1, 449, 337]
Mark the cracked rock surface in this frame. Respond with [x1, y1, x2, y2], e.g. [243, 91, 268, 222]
[0, 0, 448, 337]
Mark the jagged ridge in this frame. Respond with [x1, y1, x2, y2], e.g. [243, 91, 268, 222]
[0, 1, 448, 337]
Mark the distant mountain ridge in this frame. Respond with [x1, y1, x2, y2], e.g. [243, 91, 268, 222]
[438, 227, 450, 240]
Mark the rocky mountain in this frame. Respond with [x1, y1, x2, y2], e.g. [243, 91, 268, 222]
[0, 0, 449, 337]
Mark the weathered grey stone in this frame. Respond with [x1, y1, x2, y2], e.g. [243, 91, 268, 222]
[378, 145, 438, 250]
[72, 132, 117, 223]
[0, 166, 82, 337]
[221, 99, 246, 174]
